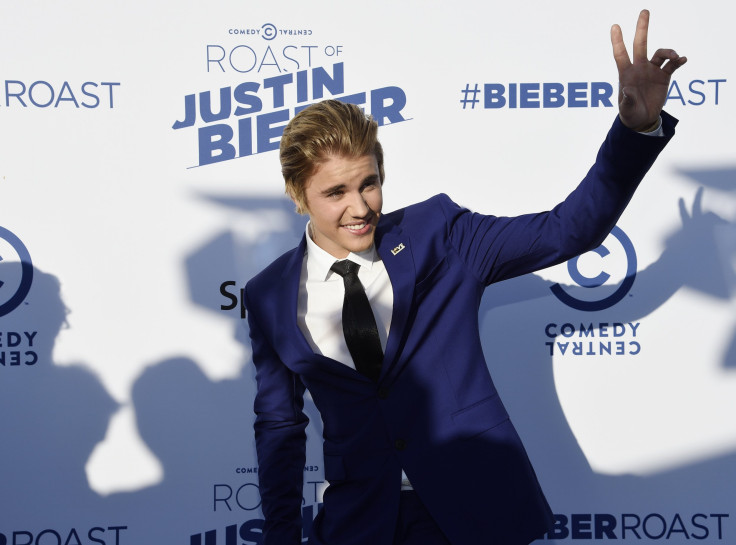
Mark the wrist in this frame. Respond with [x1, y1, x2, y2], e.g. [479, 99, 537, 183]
[636, 117, 662, 134]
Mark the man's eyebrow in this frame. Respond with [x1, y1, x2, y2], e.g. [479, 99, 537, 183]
[362, 174, 379, 184]
[320, 183, 345, 195]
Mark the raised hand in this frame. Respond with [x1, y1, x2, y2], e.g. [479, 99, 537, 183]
[611, 9, 687, 131]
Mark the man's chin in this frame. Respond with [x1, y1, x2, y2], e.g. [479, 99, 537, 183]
[344, 233, 376, 254]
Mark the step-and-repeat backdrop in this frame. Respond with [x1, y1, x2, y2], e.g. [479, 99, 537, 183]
[1, 1, 733, 543]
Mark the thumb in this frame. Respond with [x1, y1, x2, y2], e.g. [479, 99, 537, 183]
[619, 86, 638, 109]
[618, 86, 649, 130]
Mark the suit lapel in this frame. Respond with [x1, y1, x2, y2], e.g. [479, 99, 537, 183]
[375, 217, 416, 381]
[278, 235, 311, 353]
[278, 235, 371, 382]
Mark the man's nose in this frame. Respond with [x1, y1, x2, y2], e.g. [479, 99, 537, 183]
[347, 191, 370, 216]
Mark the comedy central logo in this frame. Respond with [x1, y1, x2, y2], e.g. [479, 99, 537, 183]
[550, 226, 636, 311]
[261, 23, 276, 40]
[0, 226, 34, 317]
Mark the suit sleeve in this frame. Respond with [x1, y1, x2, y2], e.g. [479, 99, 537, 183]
[440, 112, 678, 285]
[245, 284, 308, 545]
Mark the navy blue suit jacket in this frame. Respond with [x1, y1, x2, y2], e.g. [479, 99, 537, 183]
[244, 113, 677, 545]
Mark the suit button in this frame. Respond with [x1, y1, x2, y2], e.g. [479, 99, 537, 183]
[378, 387, 389, 399]
[394, 439, 407, 451]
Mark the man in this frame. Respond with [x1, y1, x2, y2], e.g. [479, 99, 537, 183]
[244, 10, 686, 545]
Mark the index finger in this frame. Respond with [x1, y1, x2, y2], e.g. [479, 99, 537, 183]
[611, 23, 631, 72]
[632, 9, 650, 63]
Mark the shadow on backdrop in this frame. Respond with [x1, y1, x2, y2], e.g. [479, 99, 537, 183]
[0, 265, 119, 530]
[105, 195, 321, 541]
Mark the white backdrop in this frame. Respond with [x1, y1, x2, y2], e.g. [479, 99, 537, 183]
[1, 1, 734, 543]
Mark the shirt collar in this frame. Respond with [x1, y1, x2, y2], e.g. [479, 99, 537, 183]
[304, 221, 377, 281]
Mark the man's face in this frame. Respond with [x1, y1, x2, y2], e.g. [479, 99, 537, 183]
[300, 154, 383, 259]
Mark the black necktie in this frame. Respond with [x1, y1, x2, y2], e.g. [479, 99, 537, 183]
[330, 260, 383, 381]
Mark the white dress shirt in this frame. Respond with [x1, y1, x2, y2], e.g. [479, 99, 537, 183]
[297, 224, 393, 367]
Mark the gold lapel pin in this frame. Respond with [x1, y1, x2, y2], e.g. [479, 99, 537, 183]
[391, 243, 405, 256]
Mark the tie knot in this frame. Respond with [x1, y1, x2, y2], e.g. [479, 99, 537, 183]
[331, 259, 360, 278]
